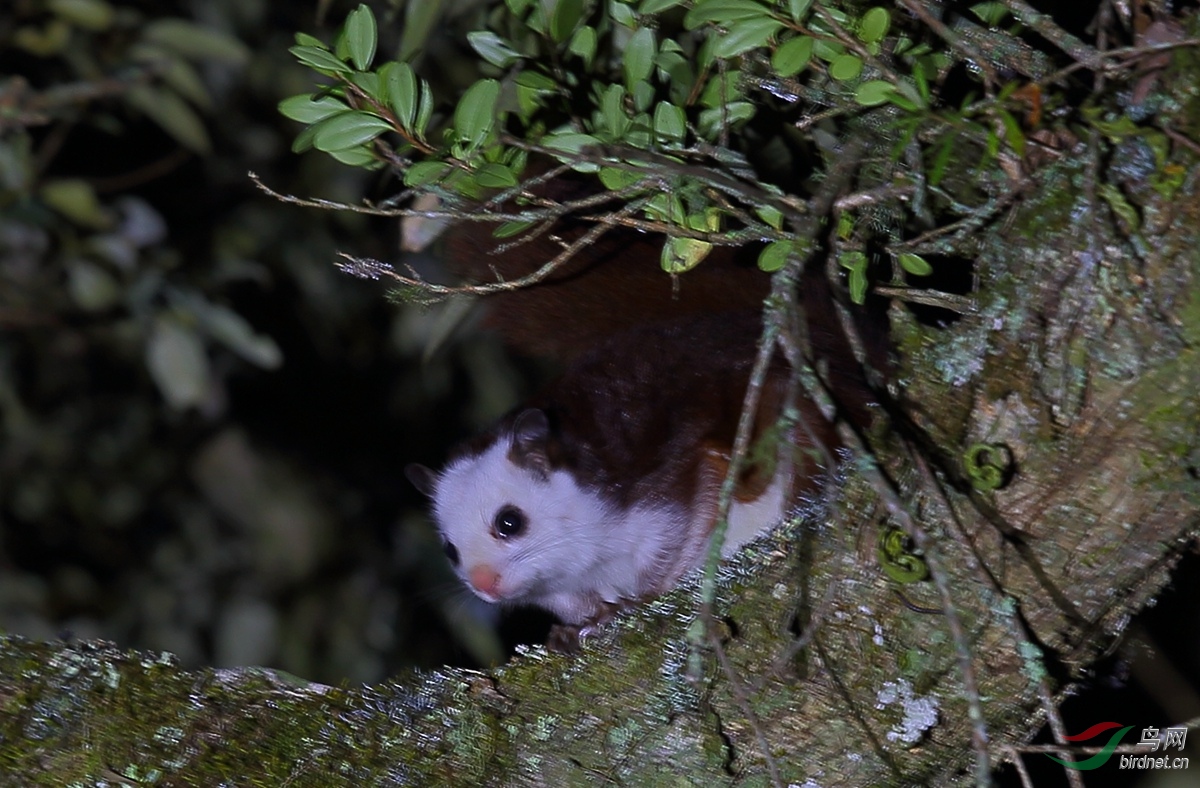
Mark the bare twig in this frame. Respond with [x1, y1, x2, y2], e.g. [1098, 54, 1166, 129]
[336, 197, 646, 296]
[712, 638, 785, 788]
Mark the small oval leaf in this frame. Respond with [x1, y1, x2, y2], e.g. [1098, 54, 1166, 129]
[898, 253, 932, 276]
[468, 31, 522, 69]
[829, 53, 863, 81]
[854, 79, 896, 106]
[772, 36, 814, 77]
[474, 162, 519, 188]
[714, 17, 783, 59]
[380, 62, 417, 128]
[343, 4, 377, 70]
[859, 8, 890, 43]
[311, 111, 391, 151]
[757, 239, 791, 272]
[625, 27, 656, 89]
[404, 160, 451, 187]
[289, 44, 352, 74]
[454, 79, 501, 148]
[278, 94, 348, 124]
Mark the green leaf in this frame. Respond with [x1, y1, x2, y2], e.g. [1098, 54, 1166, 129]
[898, 253, 932, 276]
[812, 39, 844, 62]
[601, 84, 630, 138]
[343, 4, 377, 70]
[569, 26, 597, 67]
[887, 90, 921, 112]
[400, 0, 445, 60]
[191, 298, 284, 369]
[996, 108, 1025, 157]
[610, 0, 637, 27]
[311, 111, 391, 152]
[829, 53, 863, 81]
[685, 0, 773, 30]
[698, 101, 755, 137]
[634, 80, 657, 113]
[278, 94, 348, 124]
[348, 72, 381, 100]
[929, 133, 955, 186]
[468, 31, 522, 68]
[756, 205, 783, 230]
[1098, 183, 1140, 232]
[404, 161, 451, 186]
[699, 70, 742, 107]
[598, 167, 646, 190]
[662, 235, 713, 274]
[126, 84, 211, 153]
[787, 0, 813, 21]
[329, 146, 380, 168]
[772, 36, 813, 77]
[40, 178, 111, 229]
[714, 17, 783, 59]
[625, 27, 656, 90]
[543, 131, 601, 155]
[146, 316, 211, 411]
[970, 2, 1008, 26]
[49, 0, 114, 31]
[854, 79, 895, 106]
[757, 240, 791, 272]
[474, 162, 519, 188]
[551, 0, 584, 42]
[66, 259, 120, 311]
[517, 70, 556, 91]
[625, 110, 653, 146]
[984, 127, 1000, 161]
[294, 32, 326, 49]
[414, 79, 434, 138]
[454, 79, 500, 148]
[858, 8, 890, 43]
[129, 43, 212, 108]
[640, 0, 683, 12]
[380, 62, 417, 128]
[838, 250, 868, 304]
[143, 18, 250, 65]
[913, 64, 931, 104]
[289, 44, 352, 74]
[291, 124, 319, 153]
[493, 219, 537, 238]
[653, 101, 686, 143]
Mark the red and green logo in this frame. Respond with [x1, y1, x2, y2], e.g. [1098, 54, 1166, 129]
[1046, 722, 1135, 770]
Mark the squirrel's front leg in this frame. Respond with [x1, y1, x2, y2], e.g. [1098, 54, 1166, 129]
[546, 599, 626, 654]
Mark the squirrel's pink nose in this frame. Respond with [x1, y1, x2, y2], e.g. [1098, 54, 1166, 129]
[468, 565, 502, 598]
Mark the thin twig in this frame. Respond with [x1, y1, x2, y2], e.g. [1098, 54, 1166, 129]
[712, 638, 785, 788]
[836, 420, 993, 786]
[336, 198, 647, 296]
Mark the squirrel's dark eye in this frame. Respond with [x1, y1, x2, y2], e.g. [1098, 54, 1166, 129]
[443, 541, 459, 566]
[493, 506, 527, 539]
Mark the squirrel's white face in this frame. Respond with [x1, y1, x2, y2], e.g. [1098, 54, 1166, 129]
[410, 410, 628, 620]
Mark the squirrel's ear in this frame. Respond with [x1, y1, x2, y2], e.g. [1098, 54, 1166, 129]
[510, 408, 551, 479]
[405, 463, 438, 497]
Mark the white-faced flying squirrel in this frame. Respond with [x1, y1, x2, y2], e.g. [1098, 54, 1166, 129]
[406, 169, 882, 649]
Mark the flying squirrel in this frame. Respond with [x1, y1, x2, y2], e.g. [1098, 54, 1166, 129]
[406, 169, 883, 650]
